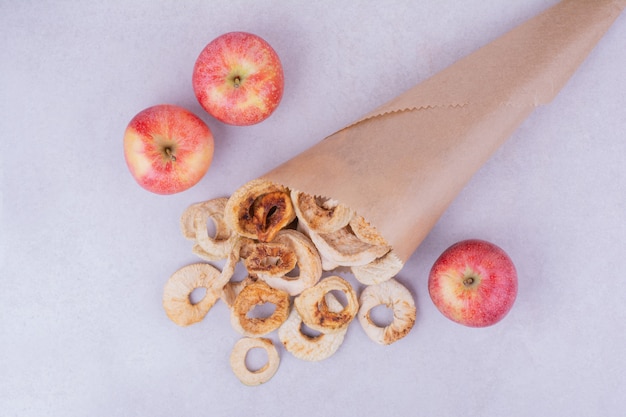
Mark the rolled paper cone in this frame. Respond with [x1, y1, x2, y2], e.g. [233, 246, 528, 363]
[262, 0, 625, 263]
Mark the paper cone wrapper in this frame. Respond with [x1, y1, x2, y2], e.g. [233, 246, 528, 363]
[261, 0, 625, 263]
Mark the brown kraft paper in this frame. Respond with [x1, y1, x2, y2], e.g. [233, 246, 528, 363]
[261, 0, 626, 263]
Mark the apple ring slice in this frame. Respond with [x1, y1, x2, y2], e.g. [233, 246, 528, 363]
[291, 190, 354, 234]
[180, 201, 205, 240]
[230, 280, 291, 337]
[300, 222, 390, 268]
[221, 276, 257, 309]
[214, 237, 249, 286]
[351, 250, 404, 285]
[180, 197, 239, 261]
[162, 263, 224, 326]
[258, 229, 323, 296]
[278, 292, 348, 361]
[357, 278, 416, 345]
[349, 214, 389, 247]
[241, 240, 297, 279]
[229, 337, 280, 386]
[294, 275, 359, 334]
[193, 197, 239, 260]
[224, 179, 296, 242]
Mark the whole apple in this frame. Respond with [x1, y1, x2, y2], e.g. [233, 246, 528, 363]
[428, 239, 518, 327]
[192, 31, 284, 126]
[123, 104, 214, 195]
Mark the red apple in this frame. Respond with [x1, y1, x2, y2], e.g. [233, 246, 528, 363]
[428, 239, 518, 327]
[123, 104, 214, 195]
[192, 31, 284, 126]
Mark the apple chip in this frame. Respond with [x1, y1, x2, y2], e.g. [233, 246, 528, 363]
[351, 250, 404, 285]
[241, 240, 297, 279]
[224, 179, 296, 242]
[221, 276, 256, 309]
[291, 190, 354, 234]
[258, 229, 322, 296]
[230, 337, 280, 386]
[162, 263, 224, 327]
[214, 237, 248, 286]
[349, 214, 389, 247]
[278, 292, 348, 361]
[231, 280, 291, 337]
[300, 222, 390, 268]
[357, 278, 416, 345]
[294, 275, 358, 334]
[180, 201, 204, 240]
[180, 197, 239, 261]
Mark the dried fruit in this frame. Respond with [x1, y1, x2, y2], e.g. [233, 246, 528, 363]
[180, 197, 238, 261]
[224, 179, 296, 242]
[349, 214, 388, 247]
[351, 250, 404, 285]
[302, 223, 390, 268]
[278, 292, 347, 361]
[241, 240, 297, 279]
[221, 276, 256, 309]
[229, 337, 280, 386]
[231, 280, 290, 336]
[291, 190, 354, 234]
[162, 263, 224, 326]
[258, 229, 322, 296]
[357, 278, 416, 345]
[294, 275, 359, 333]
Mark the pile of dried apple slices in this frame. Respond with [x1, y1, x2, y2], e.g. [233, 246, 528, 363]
[163, 179, 416, 386]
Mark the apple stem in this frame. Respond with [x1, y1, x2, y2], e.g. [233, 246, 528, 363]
[165, 147, 176, 162]
[233, 76, 241, 88]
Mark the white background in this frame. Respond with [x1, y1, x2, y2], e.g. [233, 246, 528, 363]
[2, 1, 626, 416]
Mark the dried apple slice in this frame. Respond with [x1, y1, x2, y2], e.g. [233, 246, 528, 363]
[349, 214, 388, 247]
[162, 263, 224, 327]
[194, 197, 238, 259]
[278, 292, 348, 361]
[357, 278, 416, 345]
[221, 276, 256, 309]
[180, 197, 238, 261]
[294, 275, 358, 334]
[230, 280, 291, 337]
[241, 240, 297, 279]
[258, 229, 323, 296]
[291, 190, 354, 234]
[180, 201, 204, 240]
[351, 250, 404, 285]
[300, 222, 390, 268]
[224, 179, 296, 242]
[229, 337, 280, 386]
[215, 238, 248, 286]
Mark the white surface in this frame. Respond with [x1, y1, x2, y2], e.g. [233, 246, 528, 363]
[2, 1, 626, 416]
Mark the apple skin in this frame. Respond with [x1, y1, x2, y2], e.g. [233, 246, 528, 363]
[428, 239, 518, 327]
[192, 31, 284, 126]
[123, 104, 214, 195]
